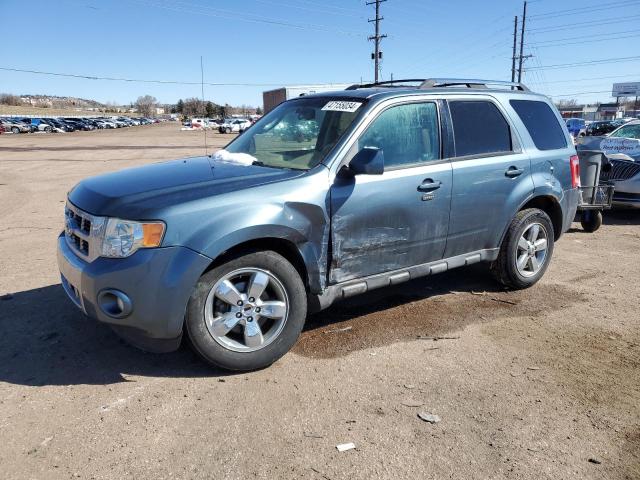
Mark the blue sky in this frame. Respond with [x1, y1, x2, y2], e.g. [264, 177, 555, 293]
[1, 0, 639, 107]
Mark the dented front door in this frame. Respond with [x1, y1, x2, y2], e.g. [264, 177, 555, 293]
[329, 162, 452, 283]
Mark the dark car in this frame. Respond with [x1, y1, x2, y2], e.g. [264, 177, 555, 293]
[57, 78, 580, 371]
[63, 118, 95, 131]
[585, 121, 618, 136]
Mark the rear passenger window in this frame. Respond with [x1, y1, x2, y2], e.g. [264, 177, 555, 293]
[449, 101, 513, 157]
[358, 102, 440, 168]
[510, 100, 568, 150]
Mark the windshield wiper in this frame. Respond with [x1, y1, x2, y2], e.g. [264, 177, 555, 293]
[252, 160, 297, 170]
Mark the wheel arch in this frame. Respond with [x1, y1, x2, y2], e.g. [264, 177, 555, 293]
[519, 195, 564, 240]
[203, 237, 311, 293]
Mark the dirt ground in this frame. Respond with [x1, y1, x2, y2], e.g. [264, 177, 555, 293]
[0, 123, 638, 480]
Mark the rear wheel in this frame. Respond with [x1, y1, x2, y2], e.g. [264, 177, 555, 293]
[11, 127, 19, 134]
[186, 250, 307, 371]
[225, 127, 232, 134]
[491, 208, 554, 289]
[580, 210, 602, 233]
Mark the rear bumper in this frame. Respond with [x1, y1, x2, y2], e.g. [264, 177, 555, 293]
[561, 187, 581, 235]
[57, 233, 211, 352]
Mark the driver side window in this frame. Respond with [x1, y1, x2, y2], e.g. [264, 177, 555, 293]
[357, 102, 440, 169]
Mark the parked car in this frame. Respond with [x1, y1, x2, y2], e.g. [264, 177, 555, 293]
[42, 118, 69, 133]
[13, 118, 38, 133]
[0, 118, 30, 134]
[566, 118, 586, 138]
[580, 120, 640, 209]
[57, 78, 580, 371]
[0, 123, 4, 134]
[585, 120, 618, 136]
[64, 118, 95, 131]
[218, 118, 251, 133]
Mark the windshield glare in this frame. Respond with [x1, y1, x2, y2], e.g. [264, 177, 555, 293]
[610, 123, 640, 139]
[225, 97, 363, 170]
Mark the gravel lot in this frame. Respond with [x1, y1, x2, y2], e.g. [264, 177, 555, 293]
[0, 123, 638, 479]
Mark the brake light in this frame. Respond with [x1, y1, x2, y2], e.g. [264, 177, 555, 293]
[570, 155, 581, 188]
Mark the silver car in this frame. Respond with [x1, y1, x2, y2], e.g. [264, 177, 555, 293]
[0, 118, 30, 134]
[581, 120, 640, 208]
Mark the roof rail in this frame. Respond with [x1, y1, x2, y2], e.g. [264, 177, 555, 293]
[345, 79, 427, 90]
[419, 78, 529, 91]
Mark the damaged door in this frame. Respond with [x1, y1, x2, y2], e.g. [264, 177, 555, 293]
[329, 101, 452, 284]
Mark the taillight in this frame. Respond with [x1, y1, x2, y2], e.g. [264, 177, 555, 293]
[570, 155, 581, 188]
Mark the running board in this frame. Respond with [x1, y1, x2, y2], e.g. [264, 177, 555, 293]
[308, 248, 499, 312]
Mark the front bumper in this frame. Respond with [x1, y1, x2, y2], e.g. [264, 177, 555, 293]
[57, 233, 211, 352]
[612, 177, 640, 208]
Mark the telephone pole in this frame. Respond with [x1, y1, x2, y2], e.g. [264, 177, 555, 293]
[517, 1, 527, 82]
[367, 0, 387, 83]
[511, 16, 518, 83]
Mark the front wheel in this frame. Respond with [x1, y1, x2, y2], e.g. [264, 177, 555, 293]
[186, 250, 307, 371]
[580, 210, 602, 232]
[491, 208, 555, 289]
[11, 127, 19, 134]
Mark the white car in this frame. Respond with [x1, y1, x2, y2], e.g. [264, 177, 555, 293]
[218, 118, 251, 134]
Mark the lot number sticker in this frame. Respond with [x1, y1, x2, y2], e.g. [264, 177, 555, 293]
[322, 101, 362, 113]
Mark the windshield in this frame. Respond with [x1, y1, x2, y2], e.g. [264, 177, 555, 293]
[225, 97, 364, 170]
[609, 123, 640, 139]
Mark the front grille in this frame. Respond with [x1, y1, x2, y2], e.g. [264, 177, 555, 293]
[64, 202, 103, 261]
[601, 159, 640, 181]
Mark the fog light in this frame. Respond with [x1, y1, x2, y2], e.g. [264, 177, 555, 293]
[97, 289, 133, 318]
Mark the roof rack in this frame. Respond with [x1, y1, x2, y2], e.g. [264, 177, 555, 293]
[345, 78, 529, 92]
[345, 79, 427, 90]
[419, 78, 529, 91]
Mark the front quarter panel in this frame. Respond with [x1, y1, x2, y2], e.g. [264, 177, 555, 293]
[161, 167, 332, 292]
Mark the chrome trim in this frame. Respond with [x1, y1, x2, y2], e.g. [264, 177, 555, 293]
[64, 201, 106, 262]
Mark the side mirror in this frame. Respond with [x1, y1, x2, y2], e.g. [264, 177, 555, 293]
[348, 147, 384, 175]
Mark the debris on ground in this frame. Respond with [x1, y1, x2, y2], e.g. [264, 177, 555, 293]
[527, 366, 541, 371]
[403, 384, 416, 390]
[471, 291, 488, 296]
[417, 412, 441, 424]
[303, 432, 324, 439]
[491, 298, 518, 306]
[401, 399, 424, 407]
[588, 457, 602, 465]
[416, 335, 460, 341]
[336, 442, 356, 452]
[325, 326, 353, 334]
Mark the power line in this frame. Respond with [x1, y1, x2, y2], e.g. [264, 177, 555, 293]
[0, 66, 357, 87]
[530, 32, 640, 48]
[528, 55, 640, 70]
[528, 28, 640, 45]
[130, 0, 366, 37]
[528, 14, 640, 33]
[529, 0, 640, 19]
[367, 0, 387, 83]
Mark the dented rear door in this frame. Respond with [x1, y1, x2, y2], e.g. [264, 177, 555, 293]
[328, 100, 452, 284]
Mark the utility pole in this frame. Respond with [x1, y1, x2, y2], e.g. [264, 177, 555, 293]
[517, 1, 527, 83]
[367, 0, 387, 83]
[511, 16, 518, 83]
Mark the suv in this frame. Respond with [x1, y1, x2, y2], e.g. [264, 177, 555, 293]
[57, 78, 580, 371]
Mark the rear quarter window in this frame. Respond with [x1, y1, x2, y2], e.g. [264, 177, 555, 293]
[510, 100, 568, 150]
[449, 100, 513, 157]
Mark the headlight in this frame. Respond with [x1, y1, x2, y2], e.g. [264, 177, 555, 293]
[100, 218, 165, 258]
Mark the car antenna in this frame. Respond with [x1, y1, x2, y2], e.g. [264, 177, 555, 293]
[200, 55, 209, 157]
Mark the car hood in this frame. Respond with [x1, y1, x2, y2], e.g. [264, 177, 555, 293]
[68, 156, 305, 218]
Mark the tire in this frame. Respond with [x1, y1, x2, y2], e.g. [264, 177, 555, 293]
[491, 208, 555, 289]
[186, 250, 307, 371]
[11, 127, 19, 134]
[580, 210, 602, 233]
[225, 127, 232, 134]
[44, 126, 52, 133]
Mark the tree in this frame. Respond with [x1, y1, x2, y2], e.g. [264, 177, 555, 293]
[255, 106, 263, 116]
[556, 98, 578, 108]
[216, 104, 227, 119]
[0, 94, 21, 106]
[134, 95, 158, 117]
[183, 97, 204, 116]
[176, 99, 184, 114]
[205, 101, 215, 118]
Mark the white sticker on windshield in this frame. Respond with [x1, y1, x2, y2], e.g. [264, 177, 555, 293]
[321, 100, 362, 113]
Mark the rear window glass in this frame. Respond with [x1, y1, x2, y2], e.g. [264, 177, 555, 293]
[449, 101, 512, 157]
[510, 100, 568, 150]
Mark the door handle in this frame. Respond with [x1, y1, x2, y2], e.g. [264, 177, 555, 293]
[417, 179, 442, 192]
[505, 166, 524, 178]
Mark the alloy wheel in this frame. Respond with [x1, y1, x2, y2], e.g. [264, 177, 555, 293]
[515, 223, 548, 277]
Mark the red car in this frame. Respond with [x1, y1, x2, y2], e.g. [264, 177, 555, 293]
[0, 123, 5, 134]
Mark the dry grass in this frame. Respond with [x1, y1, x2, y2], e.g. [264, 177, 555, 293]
[0, 104, 138, 117]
